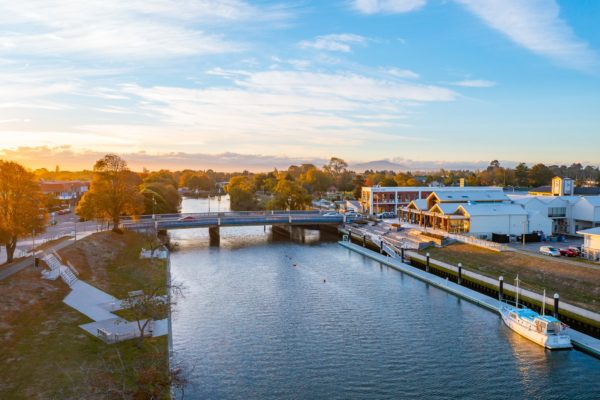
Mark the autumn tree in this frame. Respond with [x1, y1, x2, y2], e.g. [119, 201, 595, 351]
[227, 175, 258, 210]
[0, 161, 47, 264]
[78, 154, 144, 231]
[268, 178, 311, 210]
[301, 168, 333, 194]
[141, 172, 181, 215]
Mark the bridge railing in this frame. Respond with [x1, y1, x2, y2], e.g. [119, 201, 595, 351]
[120, 210, 327, 222]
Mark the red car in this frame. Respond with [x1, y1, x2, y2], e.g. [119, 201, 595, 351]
[559, 248, 577, 257]
[177, 216, 196, 222]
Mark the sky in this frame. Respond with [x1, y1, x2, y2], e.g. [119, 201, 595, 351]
[0, 0, 599, 171]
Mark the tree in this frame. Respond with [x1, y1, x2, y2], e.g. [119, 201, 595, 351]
[227, 175, 258, 210]
[528, 163, 554, 187]
[301, 168, 333, 194]
[77, 154, 145, 232]
[0, 161, 47, 264]
[268, 178, 311, 210]
[514, 162, 529, 187]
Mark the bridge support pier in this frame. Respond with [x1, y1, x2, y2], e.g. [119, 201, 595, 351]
[209, 226, 220, 246]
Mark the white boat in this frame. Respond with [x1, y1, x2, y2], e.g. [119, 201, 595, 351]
[500, 278, 571, 350]
[500, 303, 572, 349]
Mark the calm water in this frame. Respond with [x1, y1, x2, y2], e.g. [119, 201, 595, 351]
[170, 198, 600, 400]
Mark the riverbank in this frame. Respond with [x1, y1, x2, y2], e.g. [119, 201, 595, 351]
[420, 243, 600, 313]
[0, 231, 170, 399]
[339, 240, 600, 359]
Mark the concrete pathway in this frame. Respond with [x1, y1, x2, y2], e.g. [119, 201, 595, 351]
[0, 238, 74, 281]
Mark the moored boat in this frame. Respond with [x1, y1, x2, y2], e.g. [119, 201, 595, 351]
[500, 277, 571, 350]
[500, 303, 572, 349]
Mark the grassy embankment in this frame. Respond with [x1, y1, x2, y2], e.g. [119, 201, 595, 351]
[0, 231, 169, 399]
[420, 243, 600, 314]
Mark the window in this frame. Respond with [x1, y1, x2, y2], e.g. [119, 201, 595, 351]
[548, 207, 566, 218]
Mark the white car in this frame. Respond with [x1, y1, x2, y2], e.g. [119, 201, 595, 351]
[344, 212, 360, 218]
[539, 246, 560, 257]
[323, 212, 341, 217]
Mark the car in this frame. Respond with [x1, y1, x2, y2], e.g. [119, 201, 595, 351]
[323, 212, 341, 217]
[344, 212, 360, 218]
[568, 246, 581, 256]
[177, 215, 196, 221]
[378, 212, 396, 219]
[559, 248, 577, 257]
[540, 246, 561, 257]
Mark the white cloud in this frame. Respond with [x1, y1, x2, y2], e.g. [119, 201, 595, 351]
[454, 0, 598, 70]
[384, 67, 420, 79]
[0, 1, 287, 59]
[451, 79, 496, 88]
[298, 34, 368, 53]
[352, 0, 426, 15]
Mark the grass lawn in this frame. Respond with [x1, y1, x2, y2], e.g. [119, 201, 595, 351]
[421, 243, 600, 313]
[0, 231, 170, 399]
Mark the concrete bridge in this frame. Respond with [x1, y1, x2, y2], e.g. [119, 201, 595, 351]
[121, 210, 356, 244]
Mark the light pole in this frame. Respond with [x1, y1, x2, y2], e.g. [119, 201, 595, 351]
[32, 229, 36, 267]
[74, 220, 77, 241]
[522, 220, 526, 247]
[288, 196, 292, 213]
[152, 195, 156, 220]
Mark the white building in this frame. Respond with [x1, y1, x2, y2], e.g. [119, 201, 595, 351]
[401, 189, 527, 238]
[360, 186, 498, 215]
[577, 227, 600, 261]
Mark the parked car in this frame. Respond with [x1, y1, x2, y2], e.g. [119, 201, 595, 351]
[378, 212, 396, 219]
[540, 246, 561, 257]
[568, 246, 581, 256]
[344, 212, 361, 218]
[559, 248, 577, 257]
[323, 212, 342, 217]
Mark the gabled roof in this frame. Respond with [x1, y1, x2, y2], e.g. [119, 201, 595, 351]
[430, 203, 459, 215]
[457, 203, 527, 217]
[407, 199, 427, 211]
[577, 227, 600, 236]
[430, 190, 508, 203]
[529, 185, 551, 194]
[580, 196, 600, 206]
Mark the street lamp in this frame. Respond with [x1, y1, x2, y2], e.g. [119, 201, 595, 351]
[288, 196, 292, 213]
[152, 194, 156, 219]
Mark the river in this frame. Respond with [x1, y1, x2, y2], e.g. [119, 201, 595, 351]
[169, 197, 600, 399]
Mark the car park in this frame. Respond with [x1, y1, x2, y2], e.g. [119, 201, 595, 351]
[540, 246, 561, 257]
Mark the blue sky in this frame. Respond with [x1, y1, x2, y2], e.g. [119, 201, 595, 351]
[0, 0, 599, 170]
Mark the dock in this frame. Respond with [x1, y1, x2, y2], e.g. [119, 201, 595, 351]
[339, 240, 600, 359]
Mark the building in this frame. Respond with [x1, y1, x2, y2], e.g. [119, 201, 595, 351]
[401, 189, 527, 238]
[39, 180, 90, 202]
[360, 186, 498, 215]
[577, 227, 600, 261]
[529, 176, 600, 196]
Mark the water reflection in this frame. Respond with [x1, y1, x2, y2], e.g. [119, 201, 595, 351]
[169, 198, 600, 400]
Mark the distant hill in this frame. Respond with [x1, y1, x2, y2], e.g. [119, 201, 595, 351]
[350, 159, 407, 172]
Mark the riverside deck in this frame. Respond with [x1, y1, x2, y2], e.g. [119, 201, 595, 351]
[339, 240, 600, 359]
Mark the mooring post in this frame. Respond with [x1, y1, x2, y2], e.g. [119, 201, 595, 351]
[363, 235, 366, 247]
[426, 252, 430, 272]
[553, 293, 560, 318]
[400, 248, 405, 263]
[458, 263, 462, 285]
[498, 275, 504, 300]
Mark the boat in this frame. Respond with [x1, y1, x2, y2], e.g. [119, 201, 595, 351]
[499, 278, 572, 350]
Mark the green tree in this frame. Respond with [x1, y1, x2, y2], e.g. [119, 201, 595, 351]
[0, 161, 47, 263]
[528, 163, 554, 187]
[514, 162, 529, 187]
[77, 154, 145, 231]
